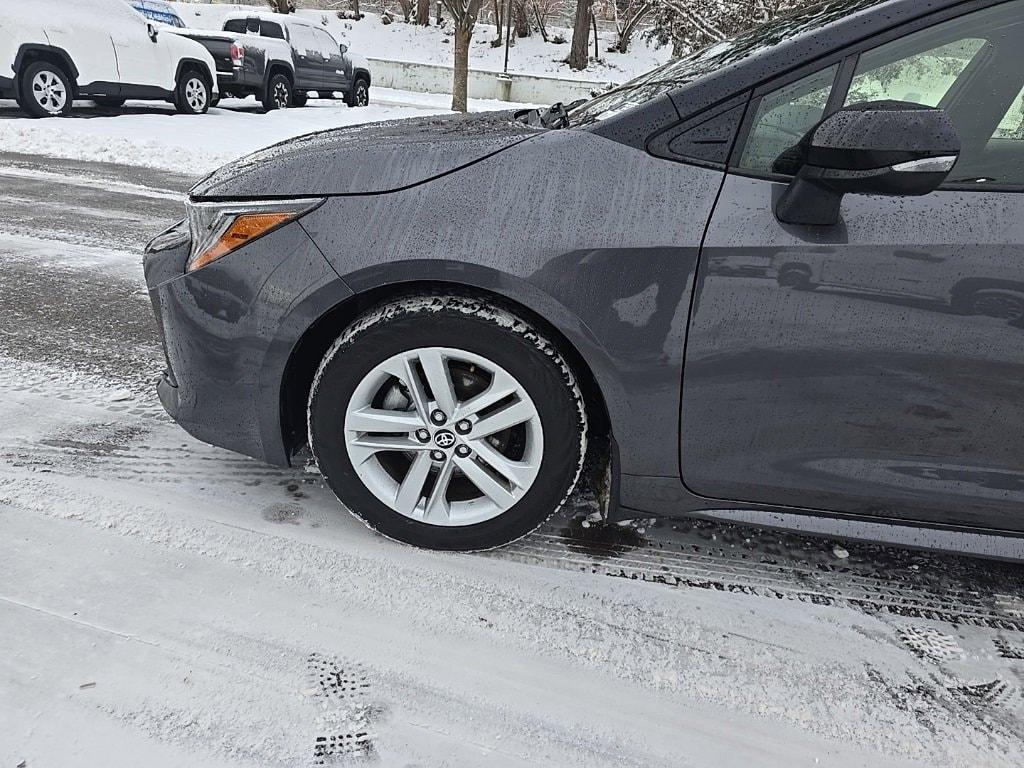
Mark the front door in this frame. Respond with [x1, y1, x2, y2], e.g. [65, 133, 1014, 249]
[107, 0, 172, 92]
[682, 0, 1024, 531]
[288, 23, 325, 91]
[314, 29, 348, 96]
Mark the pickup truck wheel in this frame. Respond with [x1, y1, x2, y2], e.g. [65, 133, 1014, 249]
[345, 77, 369, 108]
[292, 91, 308, 108]
[20, 61, 73, 118]
[263, 73, 292, 111]
[174, 70, 210, 115]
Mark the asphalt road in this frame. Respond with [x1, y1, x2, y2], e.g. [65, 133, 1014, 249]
[1, 150, 1023, 766]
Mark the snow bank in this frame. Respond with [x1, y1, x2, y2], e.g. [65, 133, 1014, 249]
[0, 90, 516, 174]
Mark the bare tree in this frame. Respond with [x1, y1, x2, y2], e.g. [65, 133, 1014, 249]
[512, 0, 530, 37]
[647, 0, 812, 58]
[265, 0, 296, 12]
[567, 0, 592, 70]
[609, 0, 655, 53]
[417, 0, 432, 24]
[441, 0, 484, 111]
[396, 0, 415, 20]
[530, 0, 566, 42]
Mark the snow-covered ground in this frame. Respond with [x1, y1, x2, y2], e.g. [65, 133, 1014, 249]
[0, 88, 528, 174]
[0, 152, 1022, 768]
[169, 3, 670, 82]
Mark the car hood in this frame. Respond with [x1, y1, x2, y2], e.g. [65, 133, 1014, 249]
[189, 111, 543, 200]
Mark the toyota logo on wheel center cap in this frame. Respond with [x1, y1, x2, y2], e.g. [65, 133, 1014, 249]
[434, 430, 457, 449]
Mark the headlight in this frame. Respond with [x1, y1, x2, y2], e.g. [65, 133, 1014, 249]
[185, 198, 324, 273]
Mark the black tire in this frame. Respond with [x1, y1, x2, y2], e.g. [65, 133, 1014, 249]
[173, 69, 210, 115]
[19, 60, 73, 118]
[308, 295, 588, 551]
[262, 72, 292, 111]
[292, 91, 308, 108]
[94, 96, 126, 109]
[345, 77, 369, 107]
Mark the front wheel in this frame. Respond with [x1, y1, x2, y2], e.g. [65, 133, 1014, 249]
[308, 296, 587, 551]
[345, 77, 369, 107]
[20, 61, 73, 118]
[174, 70, 210, 114]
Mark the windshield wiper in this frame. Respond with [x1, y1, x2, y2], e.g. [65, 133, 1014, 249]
[514, 100, 586, 129]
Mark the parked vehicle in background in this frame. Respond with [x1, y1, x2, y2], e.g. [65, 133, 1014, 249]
[129, 0, 186, 29]
[173, 12, 371, 111]
[0, 0, 217, 117]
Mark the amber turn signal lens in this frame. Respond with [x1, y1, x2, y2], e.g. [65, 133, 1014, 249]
[188, 212, 295, 273]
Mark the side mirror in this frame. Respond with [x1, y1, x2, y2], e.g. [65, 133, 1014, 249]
[339, 43, 348, 54]
[147, 22, 159, 43]
[775, 101, 961, 226]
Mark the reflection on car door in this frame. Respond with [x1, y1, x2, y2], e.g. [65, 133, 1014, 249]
[682, 1, 1024, 532]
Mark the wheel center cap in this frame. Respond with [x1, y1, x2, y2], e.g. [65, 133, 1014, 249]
[433, 430, 456, 449]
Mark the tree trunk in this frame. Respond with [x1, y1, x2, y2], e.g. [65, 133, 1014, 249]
[591, 11, 599, 58]
[452, 24, 472, 112]
[513, 1, 529, 37]
[532, 2, 548, 42]
[416, 0, 431, 25]
[568, 0, 592, 70]
[493, 0, 503, 39]
[351, 0, 360, 18]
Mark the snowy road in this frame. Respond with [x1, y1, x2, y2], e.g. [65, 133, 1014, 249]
[2, 152, 1024, 766]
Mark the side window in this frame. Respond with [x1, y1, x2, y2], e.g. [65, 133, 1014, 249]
[735, 1, 1024, 188]
[223, 19, 247, 34]
[844, 38, 985, 107]
[262, 21, 285, 40]
[737, 65, 838, 174]
[842, 2, 1024, 188]
[290, 24, 318, 54]
[314, 30, 338, 58]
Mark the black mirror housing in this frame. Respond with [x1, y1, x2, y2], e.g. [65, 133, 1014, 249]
[775, 101, 961, 226]
[147, 22, 159, 42]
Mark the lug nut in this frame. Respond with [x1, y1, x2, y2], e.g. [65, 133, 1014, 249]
[455, 419, 472, 434]
[455, 445, 471, 458]
[415, 429, 431, 443]
[430, 410, 447, 425]
[430, 450, 446, 462]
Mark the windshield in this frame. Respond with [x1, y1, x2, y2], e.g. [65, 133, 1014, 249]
[570, 0, 886, 125]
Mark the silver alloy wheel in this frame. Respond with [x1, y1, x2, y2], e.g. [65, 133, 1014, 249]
[355, 82, 369, 106]
[273, 81, 290, 108]
[31, 70, 67, 114]
[185, 77, 207, 112]
[344, 347, 544, 526]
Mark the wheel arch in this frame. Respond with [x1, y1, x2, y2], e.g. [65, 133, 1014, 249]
[14, 44, 79, 92]
[263, 61, 295, 90]
[277, 277, 615, 497]
[950, 277, 1024, 302]
[353, 68, 371, 86]
[175, 58, 212, 87]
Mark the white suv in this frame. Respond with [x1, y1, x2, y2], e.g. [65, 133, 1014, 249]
[0, 0, 218, 117]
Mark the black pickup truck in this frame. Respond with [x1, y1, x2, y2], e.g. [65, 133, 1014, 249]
[173, 12, 371, 111]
